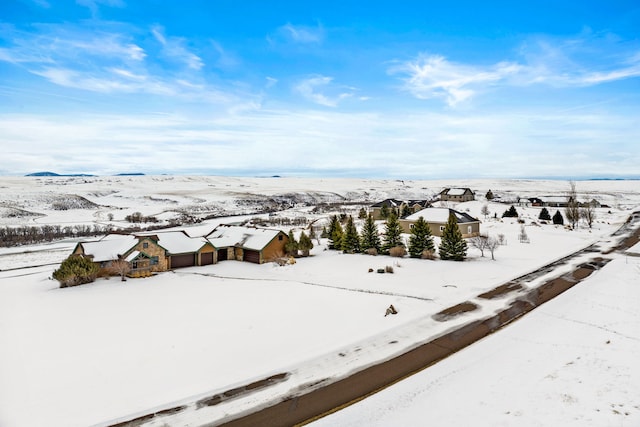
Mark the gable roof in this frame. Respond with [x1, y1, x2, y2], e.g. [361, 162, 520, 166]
[134, 230, 211, 255]
[77, 234, 139, 262]
[440, 187, 473, 196]
[206, 225, 285, 251]
[371, 198, 405, 208]
[405, 207, 479, 224]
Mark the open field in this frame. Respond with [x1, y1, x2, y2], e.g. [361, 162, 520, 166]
[1, 176, 639, 426]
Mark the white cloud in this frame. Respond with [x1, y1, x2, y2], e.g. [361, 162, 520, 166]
[151, 25, 203, 70]
[268, 23, 325, 46]
[294, 76, 354, 107]
[390, 55, 522, 106]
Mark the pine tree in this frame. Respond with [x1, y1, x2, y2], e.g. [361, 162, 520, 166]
[400, 204, 412, 218]
[298, 230, 313, 256]
[360, 213, 381, 253]
[485, 189, 494, 200]
[502, 205, 518, 218]
[439, 213, 467, 261]
[327, 215, 344, 250]
[341, 215, 360, 253]
[358, 207, 368, 219]
[408, 216, 435, 258]
[382, 212, 404, 254]
[539, 207, 551, 221]
[285, 229, 298, 257]
[552, 210, 564, 225]
[380, 203, 390, 219]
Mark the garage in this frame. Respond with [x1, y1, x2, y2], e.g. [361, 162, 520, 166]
[243, 249, 260, 264]
[170, 253, 196, 269]
[201, 251, 214, 265]
[217, 248, 228, 261]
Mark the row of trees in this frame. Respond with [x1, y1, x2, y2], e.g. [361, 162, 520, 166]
[285, 229, 315, 257]
[323, 212, 468, 261]
[0, 224, 109, 247]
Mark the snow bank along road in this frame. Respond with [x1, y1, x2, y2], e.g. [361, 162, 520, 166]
[111, 212, 640, 427]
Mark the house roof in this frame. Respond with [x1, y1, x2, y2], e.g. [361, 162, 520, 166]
[207, 225, 284, 251]
[371, 198, 405, 208]
[440, 187, 473, 196]
[405, 207, 479, 224]
[135, 230, 210, 254]
[79, 234, 138, 262]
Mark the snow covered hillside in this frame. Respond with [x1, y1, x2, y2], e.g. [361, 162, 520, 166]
[0, 176, 638, 427]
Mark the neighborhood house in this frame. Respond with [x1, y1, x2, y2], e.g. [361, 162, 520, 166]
[72, 225, 289, 277]
[439, 187, 475, 202]
[400, 207, 481, 238]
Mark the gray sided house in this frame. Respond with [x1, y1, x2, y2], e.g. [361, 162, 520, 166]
[400, 207, 481, 238]
[439, 188, 475, 203]
[370, 199, 405, 220]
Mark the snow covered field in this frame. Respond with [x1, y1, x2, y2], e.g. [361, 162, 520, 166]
[0, 176, 639, 426]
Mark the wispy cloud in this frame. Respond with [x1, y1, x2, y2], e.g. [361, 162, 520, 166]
[390, 55, 522, 106]
[392, 33, 640, 106]
[268, 23, 325, 46]
[294, 75, 354, 107]
[151, 25, 203, 70]
[76, 0, 125, 18]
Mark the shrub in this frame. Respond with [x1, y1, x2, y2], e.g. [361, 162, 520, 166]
[421, 249, 436, 260]
[365, 247, 378, 256]
[385, 265, 394, 273]
[389, 246, 406, 258]
[53, 255, 100, 288]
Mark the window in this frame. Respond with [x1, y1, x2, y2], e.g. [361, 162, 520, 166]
[409, 224, 414, 229]
[279, 235, 283, 241]
[151, 256, 158, 265]
[468, 226, 473, 234]
[143, 242, 149, 249]
[440, 226, 445, 232]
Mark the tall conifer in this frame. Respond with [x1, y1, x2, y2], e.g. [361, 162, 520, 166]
[438, 213, 467, 261]
[408, 216, 435, 258]
[360, 213, 381, 253]
[382, 212, 404, 253]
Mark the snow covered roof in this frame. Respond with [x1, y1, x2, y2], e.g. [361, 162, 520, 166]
[405, 207, 479, 224]
[626, 241, 640, 257]
[371, 198, 405, 208]
[441, 187, 472, 196]
[80, 234, 138, 262]
[135, 231, 210, 255]
[207, 225, 284, 251]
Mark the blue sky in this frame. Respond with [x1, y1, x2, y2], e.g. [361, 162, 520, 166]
[1, 1, 639, 178]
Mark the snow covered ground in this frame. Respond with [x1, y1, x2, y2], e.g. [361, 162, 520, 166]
[0, 176, 639, 426]
[311, 255, 640, 427]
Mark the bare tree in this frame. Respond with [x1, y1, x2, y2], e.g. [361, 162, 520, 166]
[518, 225, 530, 243]
[486, 236, 499, 260]
[481, 204, 490, 219]
[470, 234, 490, 257]
[581, 199, 597, 229]
[109, 259, 131, 281]
[565, 181, 580, 229]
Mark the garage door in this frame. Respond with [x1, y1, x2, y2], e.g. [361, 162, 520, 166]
[201, 252, 214, 265]
[171, 253, 195, 269]
[243, 250, 260, 264]
[217, 249, 228, 261]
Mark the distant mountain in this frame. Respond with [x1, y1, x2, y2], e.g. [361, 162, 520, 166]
[116, 173, 145, 176]
[25, 171, 95, 177]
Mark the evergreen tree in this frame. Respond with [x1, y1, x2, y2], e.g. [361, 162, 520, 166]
[327, 215, 344, 250]
[360, 213, 381, 253]
[341, 215, 360, 253]
[308, 226, 316, 241]
[380, 203, 390, 219]
[439, 213, 467, 261]
[552, 210, 564, 225]
[285, 229, 298, 257]
[408, 216, 435, 258]
[538, 207, 551, 221]
[502, 205, 518, 218]
[53, 255, 100, 288]
[358, 207, 368, 219]
[400, 204, 412, 218]
[382, 212, 404, 253]
[485, 189, 494, 200]
[298, 231, 313, 256]
[320, 226, 328, 238]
